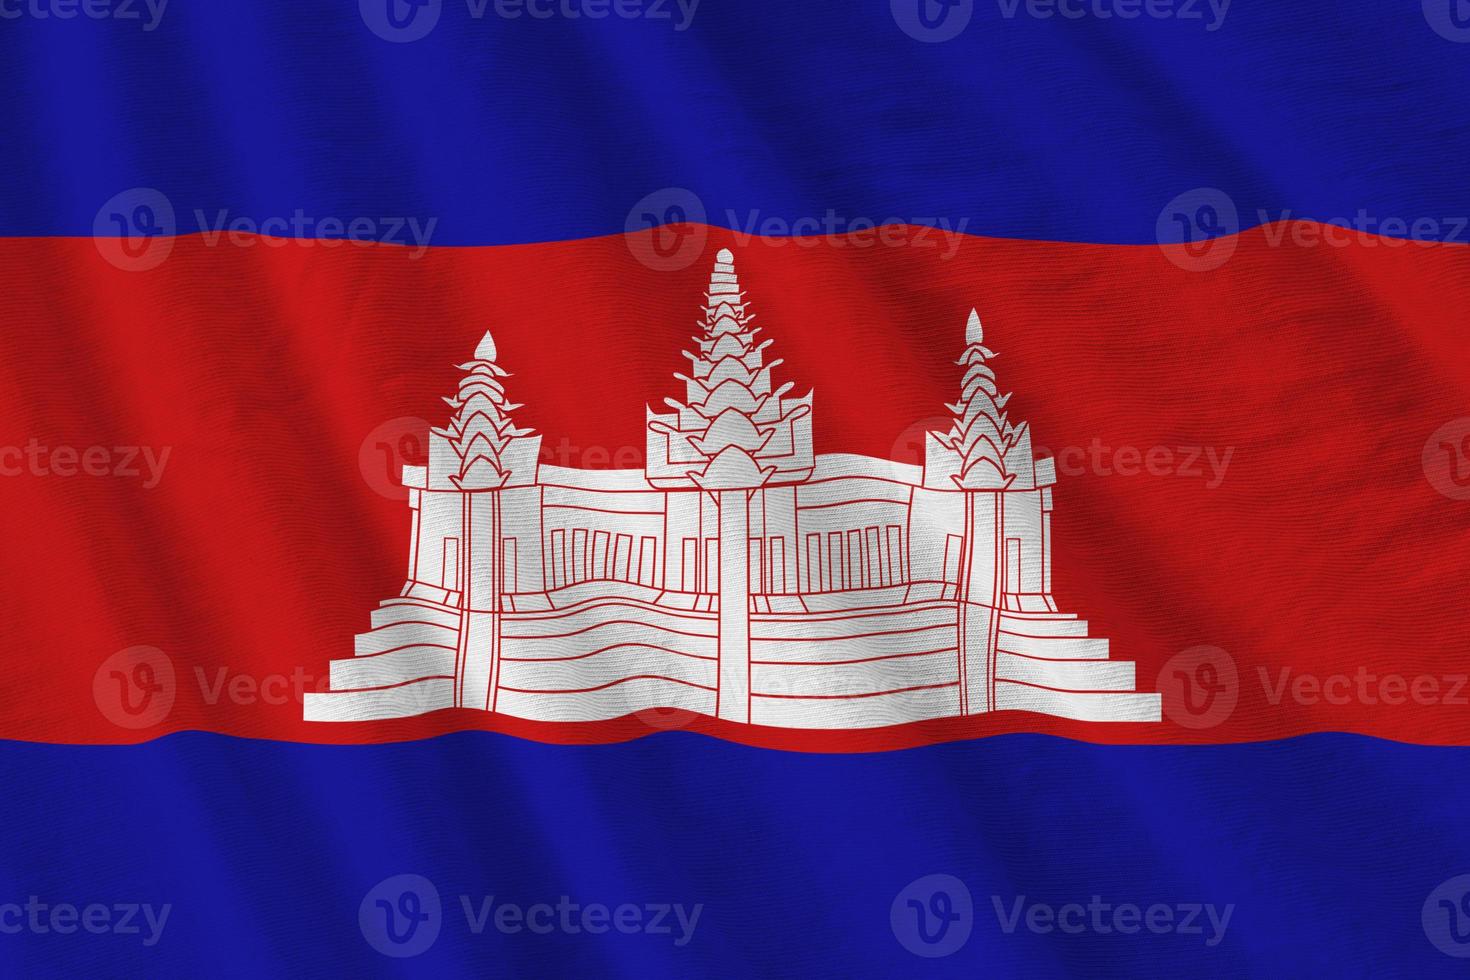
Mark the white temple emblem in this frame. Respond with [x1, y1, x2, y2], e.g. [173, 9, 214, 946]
[305, 249, 1161, 729]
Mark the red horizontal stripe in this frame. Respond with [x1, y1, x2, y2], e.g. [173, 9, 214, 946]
[0, 227, 1465, 749]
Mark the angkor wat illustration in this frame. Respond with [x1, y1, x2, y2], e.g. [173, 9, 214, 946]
[305, 249, 1161, 729]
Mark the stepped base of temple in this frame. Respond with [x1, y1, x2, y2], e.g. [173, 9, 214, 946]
[304, 584, 1161, 727]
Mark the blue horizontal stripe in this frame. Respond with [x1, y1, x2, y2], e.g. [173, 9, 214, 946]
[0, 1, 1468, 245]
[0, 731, 1463, 976]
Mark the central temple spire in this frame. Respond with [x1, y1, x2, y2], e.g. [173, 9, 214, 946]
[644, 248, 814, 490]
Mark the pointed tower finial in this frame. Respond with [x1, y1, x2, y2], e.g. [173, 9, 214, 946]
[474, 330, 497, 362]
[707, 249, 742, 325]
[966, 309, 983, 347]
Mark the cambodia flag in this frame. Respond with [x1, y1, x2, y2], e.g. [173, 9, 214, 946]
[3, 1, 1470, 975]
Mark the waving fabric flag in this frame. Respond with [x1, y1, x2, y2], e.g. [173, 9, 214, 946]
[1, 1, 1469, 975]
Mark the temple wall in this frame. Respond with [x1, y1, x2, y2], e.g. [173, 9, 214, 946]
[415, 489, 465, 592]
[467, 494, 496, 612]
[1001, 489, 1046, 596]
[539, 485, 665, 592]
[663, 490, 700, 592]
[793, 500, 911, 593]
[408, 472, 1052, 609]
[961, 492, 1001, 607]
[907, 488, 965, 583]
[500, 486, 544, 594]
[311, 464, 1162, 726]
[750, 486, 798, 595]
